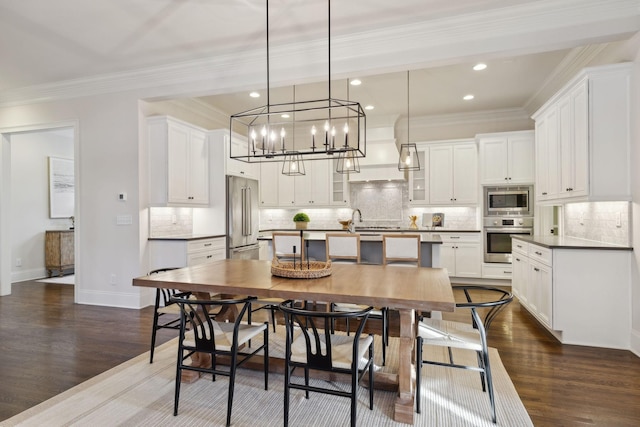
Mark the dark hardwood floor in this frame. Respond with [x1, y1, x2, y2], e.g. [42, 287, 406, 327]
[1, 280, 639, 425]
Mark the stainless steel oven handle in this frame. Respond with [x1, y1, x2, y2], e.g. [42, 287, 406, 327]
[484, 227, 533, 233]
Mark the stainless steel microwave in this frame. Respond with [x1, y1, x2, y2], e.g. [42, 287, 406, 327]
[484, 185, 533, 216]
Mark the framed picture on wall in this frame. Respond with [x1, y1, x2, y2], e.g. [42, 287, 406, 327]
[48, 157, 74, 218]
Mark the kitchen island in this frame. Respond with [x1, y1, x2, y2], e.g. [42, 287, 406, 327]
[258, 229, 456, 267]
[511, 235, 633, 349]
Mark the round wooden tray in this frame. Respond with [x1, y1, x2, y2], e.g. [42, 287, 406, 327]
[271, 260, 332, 279]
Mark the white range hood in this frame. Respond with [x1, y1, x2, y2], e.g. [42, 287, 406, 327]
[349, 127, 405, 182]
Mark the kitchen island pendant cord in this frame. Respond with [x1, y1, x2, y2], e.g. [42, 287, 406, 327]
[398, 70, 420, 171]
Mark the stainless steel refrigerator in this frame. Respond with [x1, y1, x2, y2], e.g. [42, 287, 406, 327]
[226, 175, 260, 259]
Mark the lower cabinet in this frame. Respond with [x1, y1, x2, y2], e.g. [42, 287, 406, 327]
[438, 233, 482, 278]
[511, 237, 631, 349]
[149, 237, 226, 271]
[511, 240, 553, 328]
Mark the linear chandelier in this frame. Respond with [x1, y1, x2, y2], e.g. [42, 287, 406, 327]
[229, 0, 366, 170]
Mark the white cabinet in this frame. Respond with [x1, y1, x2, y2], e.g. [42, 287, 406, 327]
[511, 239, 553, 329]
[477, 131, 534, 185]
[259, 162, 280, 207]
[259, 159, 336, 208]
[533, 63, 631, 204]
[408, 150, 429, 205]
[209, 129, 259, 179]
[149, 236, 226, 271]
[511, 236, 632, 349]
[148, 116, 210, 206]
[330, 159, 350, 206]
[429, 142, 477, 205]
[438, 233, 482, 278]
[294, 161, 330, 206]
[481, 263, 512, 280]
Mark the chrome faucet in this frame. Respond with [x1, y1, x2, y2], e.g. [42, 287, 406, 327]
[348, 209, 362, 233]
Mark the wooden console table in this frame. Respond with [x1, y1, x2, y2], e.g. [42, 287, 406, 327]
[45, 230, 74, 277]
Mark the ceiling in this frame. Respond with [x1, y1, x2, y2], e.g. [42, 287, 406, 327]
[1, 0, 638, 122]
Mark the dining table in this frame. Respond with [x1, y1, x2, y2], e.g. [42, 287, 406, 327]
[133, 258, 455, 424]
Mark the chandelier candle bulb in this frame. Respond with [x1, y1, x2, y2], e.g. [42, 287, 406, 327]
[324, 121, 330, 148]
[280, 127, 285, 151]
[261, 126, 267, 153]
[250, 129, 256, 153]
[331, 126, 336, 149]
[343, 123, 349, 146]
[311, 125, 316, 149]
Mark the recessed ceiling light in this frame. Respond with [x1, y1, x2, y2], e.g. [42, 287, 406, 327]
[350, 79, 362, 86]
[473, 63, 487, 71]
[249, 92, 260, 98]
[281, 113, 290, 118]
[463, 94, 475, 101]
[365, 105, 374, 110]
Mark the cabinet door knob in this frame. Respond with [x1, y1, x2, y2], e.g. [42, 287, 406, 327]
[534, 267, 540, 272]
[542, 192, 548, 195]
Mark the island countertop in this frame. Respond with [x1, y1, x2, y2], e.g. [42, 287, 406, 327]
[258, 229, 480, 243]
[512, 235, 633, 251]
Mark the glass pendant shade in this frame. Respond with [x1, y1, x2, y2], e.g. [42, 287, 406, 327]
[336, 148, 360, 174]
[398, 143, 420, 171]
[282, 152, 306, 176]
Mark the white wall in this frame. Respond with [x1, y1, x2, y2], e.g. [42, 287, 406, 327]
[10, 128, 73, 282]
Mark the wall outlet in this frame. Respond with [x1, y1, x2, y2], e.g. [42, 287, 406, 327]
[109, 274, 116, 285]
[15, 258, 22, 267]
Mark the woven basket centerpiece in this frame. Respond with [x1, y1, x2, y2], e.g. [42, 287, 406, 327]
[271, 259, 332, 279]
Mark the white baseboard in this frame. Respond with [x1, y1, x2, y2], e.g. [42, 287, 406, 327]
[11, 267, 47, 283]
[630, 329, 640, 358]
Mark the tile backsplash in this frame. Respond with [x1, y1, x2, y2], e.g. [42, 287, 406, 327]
[563, 201, 630, 246]
[149, 207, 193, 237]
[260, 181, 479, 230]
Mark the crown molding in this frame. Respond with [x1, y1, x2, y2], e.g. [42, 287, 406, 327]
[1, 0, 638, 108]
[523, 44, 611, 115]
[409, 108, 531, 130]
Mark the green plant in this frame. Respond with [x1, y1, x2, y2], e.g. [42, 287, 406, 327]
[293, 212, 310, 222]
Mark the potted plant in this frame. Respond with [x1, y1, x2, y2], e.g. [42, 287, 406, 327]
[293, 212, 310, 229]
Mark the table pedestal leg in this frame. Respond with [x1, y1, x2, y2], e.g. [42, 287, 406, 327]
[394, 308, 415, 424]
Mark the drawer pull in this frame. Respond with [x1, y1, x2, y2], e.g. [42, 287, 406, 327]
[534, 251, 542, 255]
[515, 258, 520, 262]
[534, 267, 540, 272]
[450, 236, 460, 239]
[503, 271, 511, 274]
[204, 243, 212, 247]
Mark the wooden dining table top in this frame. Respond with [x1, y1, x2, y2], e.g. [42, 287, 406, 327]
[133, 259, 455, 313]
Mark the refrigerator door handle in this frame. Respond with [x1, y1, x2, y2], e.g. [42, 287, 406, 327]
[241, 187, 247, 236]
[246, 186, 252, 236]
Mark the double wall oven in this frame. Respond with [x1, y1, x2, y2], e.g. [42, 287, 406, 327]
[483, 185, 533, 263]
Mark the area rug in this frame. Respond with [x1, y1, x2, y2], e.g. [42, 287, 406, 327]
[2, 329, 532, 427]
[35, 275, 74, 285]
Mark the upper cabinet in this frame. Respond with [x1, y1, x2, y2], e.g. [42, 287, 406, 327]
[477, 130, 534, 185]
[258, 159, 345, 208]
[209, 129, 259, 180]
[533, 63, 631, 204]
[428, 141, 478, 206]
[148, 116, 210, 206]
[409, 140, 478, 206]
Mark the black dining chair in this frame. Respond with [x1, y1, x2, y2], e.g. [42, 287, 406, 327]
[279, 300, 375, 427]
[171, 293, 269, 427]
[415, 285, 513, 423]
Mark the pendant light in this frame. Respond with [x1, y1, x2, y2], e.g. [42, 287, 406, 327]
[336, 78, 361, 174]
[398, 70, 420, 171]
[281, 86, 305, 176]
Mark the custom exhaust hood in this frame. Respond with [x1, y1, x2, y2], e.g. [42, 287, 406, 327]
[348, 126, 406, 182]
